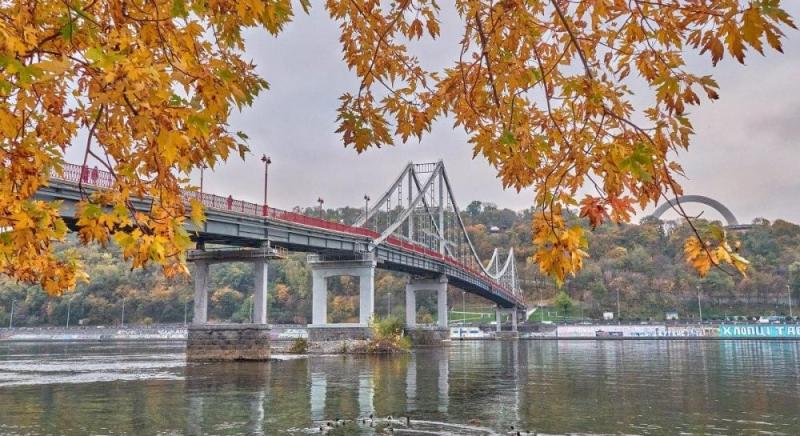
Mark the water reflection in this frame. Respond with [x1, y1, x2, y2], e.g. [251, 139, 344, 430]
[1, 341, 799, 434]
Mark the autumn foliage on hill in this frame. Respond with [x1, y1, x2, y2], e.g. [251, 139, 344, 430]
[0, 1, 795, 294]
[1, 206, 798, 326]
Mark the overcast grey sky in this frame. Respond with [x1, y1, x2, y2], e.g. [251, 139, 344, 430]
[101, 4, 800, 224]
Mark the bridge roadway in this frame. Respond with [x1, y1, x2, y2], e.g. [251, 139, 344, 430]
[37, 163, 524, 311]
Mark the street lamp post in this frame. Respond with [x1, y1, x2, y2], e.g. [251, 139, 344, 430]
[787, 284, 793, 318]
[462, 291, 466, 325]
[121, 298, 126, 327]
[696, 285, 703, 323]
[364, 195, 370, 225]
[317, 197, 324, 218]
[616, 288, 621, 325]
[200, 164, 207, 196]
[9, 299, 14, 328]
[66, 297, 71, 328]
[261, 155, 271, 207]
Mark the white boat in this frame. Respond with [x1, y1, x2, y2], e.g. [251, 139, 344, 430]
[450, 327, 488, 339]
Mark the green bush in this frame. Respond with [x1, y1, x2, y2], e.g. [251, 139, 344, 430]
[365, 316, 411, 353]
[373, 316, 404, 338]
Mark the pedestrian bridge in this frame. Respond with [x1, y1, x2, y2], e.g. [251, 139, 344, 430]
[38, 161, 525, 331]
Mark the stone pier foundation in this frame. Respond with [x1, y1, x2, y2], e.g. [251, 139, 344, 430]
[187, 246, 283, 361]
[187, 324, 271, 361]
[406, 326, 450, 346]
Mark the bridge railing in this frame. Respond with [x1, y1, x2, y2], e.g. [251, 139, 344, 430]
[51, 162, 522, 307]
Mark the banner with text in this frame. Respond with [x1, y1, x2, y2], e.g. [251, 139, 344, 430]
[719, 324, 800, 338]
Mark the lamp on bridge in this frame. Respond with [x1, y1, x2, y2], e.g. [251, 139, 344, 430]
[200, 163, 207, 196]
[317, 197, 324, 218]
[261, 154, 271, 207]
[363, 194, 370, 223]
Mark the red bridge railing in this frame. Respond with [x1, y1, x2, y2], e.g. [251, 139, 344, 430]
[50, 163, 522, 306]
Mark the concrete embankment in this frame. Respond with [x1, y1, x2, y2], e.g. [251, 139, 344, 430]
[7, 323, 798, 343]
[0, 324, 312, 343]
[0, 325, 187, 342]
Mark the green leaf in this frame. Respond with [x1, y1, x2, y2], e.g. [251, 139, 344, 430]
[620, 142, 653, 181]
[709, 224, 725, 242]
[187, 114, 211, 135]
[499, 130, 517, 146]
[528, 68, 542, 83]
[171, 0, 188, 18]
[60, 13, 75, 40]
[0, 79, 12, 96]
[85, 48, 123, 69]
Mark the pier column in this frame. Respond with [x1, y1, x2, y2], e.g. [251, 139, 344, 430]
[307, 254, 377, 342]
[437, 280, 448, 328]
[405, 286, 417, 327]
[359, 265, 375, 325]
[311, 269, 327, 325]
[405, 275, 450, 346]
[511, 309, 518, 332]
[308, 254, 376, 327]
[253, 261, 268, 324]
[405, 275, 448, 327]
[494, 307, 519, 339]
[193, 260, 209, 324]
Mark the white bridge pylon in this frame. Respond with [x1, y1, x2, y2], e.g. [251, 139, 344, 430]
[354, 161, 521, 298]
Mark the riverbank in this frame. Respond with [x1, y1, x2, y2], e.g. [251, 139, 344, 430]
[6, 322, 800, 343]
[0, 325, 187, 342]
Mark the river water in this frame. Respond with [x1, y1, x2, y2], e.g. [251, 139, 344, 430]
[0, 340, 799, 435]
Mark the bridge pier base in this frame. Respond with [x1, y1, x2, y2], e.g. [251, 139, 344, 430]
[186, 324, 271, 360]
[405, 275, 449, 346]
[307, 254, 376, 336]
[186, 246, 283, 360]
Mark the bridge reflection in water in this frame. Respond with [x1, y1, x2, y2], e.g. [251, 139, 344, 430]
[2, 341, 800, 434]
[178, 340, 800, 434]
[183, 352, 457, 434]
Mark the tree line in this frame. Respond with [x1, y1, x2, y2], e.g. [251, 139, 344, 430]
[1, 202, 798, 326]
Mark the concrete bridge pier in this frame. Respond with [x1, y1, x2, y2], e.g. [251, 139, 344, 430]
[186, 246, 283, 360]
[495, 307, 519, 339]
[405, 275, 450, 346]
[307, 253, 376, 341]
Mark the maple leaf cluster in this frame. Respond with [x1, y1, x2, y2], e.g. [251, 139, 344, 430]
[329, 0, 794, 284]
[1, 0, 290, 294]
[0, 0, 795, 294]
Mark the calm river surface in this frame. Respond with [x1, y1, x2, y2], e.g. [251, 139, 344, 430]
[1, 340, 799, 435]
